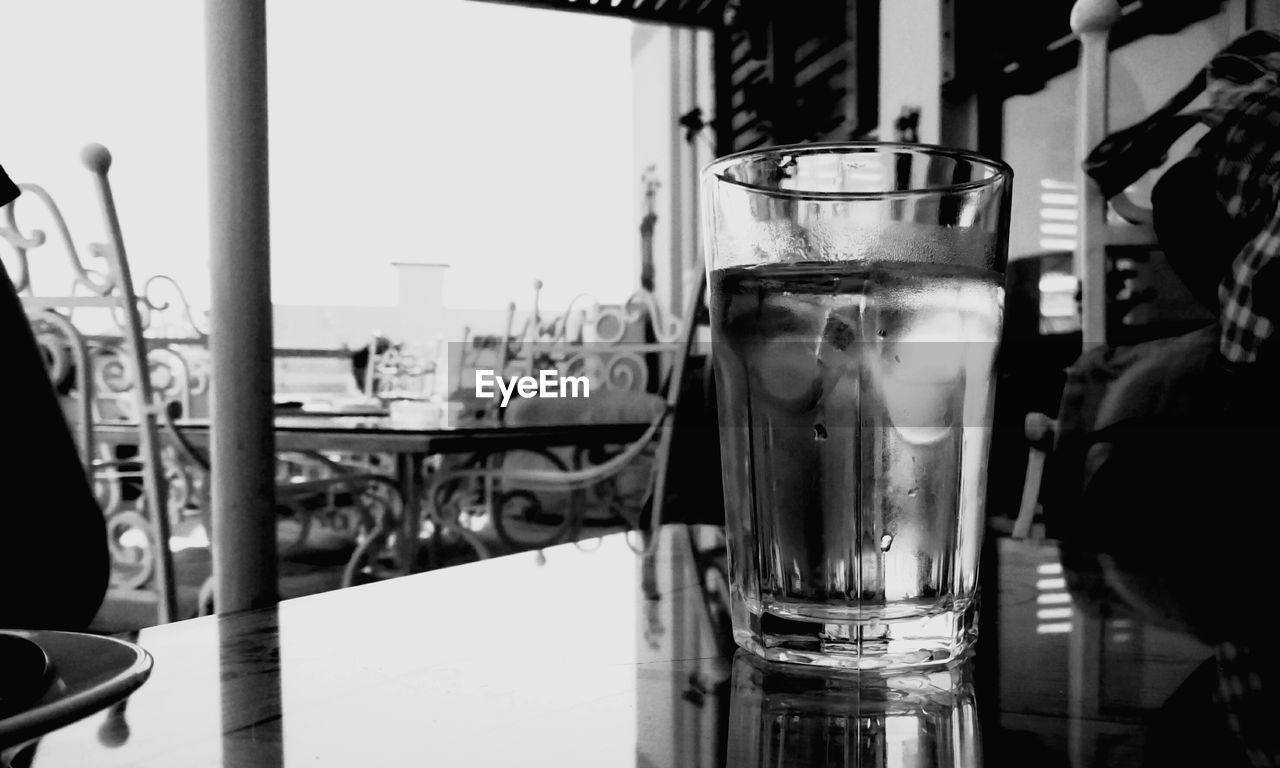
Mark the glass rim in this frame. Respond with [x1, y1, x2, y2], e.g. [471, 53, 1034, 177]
[702, 141, 1014, 202]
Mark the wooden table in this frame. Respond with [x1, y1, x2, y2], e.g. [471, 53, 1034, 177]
[13, 525, 1224, 768]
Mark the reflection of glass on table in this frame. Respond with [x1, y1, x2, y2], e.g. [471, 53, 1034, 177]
[728, 650, 980, 768]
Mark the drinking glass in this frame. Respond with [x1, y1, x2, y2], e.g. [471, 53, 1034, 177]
[728, 650, 981, 768]
[702, 142, 1011, 669]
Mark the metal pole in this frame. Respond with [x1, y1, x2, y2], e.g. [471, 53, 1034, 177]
[205, 0, 277, 612]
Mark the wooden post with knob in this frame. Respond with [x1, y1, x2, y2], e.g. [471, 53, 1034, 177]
[1067, 2, 1119, 751]
[1071, 0, 1121, 350]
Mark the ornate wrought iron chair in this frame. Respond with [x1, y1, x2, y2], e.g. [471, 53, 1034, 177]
[158, 401, 404, 612]
[0, 144, 179, 623]
[425, 277, 706, 557]
[81, 331, 213, 543]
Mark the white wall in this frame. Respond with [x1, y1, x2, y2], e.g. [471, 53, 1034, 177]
[631, 24, 678, 317]
[879, 0, 944, 143]
[630, 22, 714, 320]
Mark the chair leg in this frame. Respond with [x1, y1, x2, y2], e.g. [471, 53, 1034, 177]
[1013, 447, 1047, 540]
[1013, 413, 1057, 540]
[342, 529, 390, 587]
[197, 575, 215, 617]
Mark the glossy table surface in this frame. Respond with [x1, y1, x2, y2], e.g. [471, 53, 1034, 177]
[13, 525, 1243, 767]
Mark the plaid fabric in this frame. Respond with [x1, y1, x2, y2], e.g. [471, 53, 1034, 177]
[1084, 30, 1280, 363]
[1212, 85, 1280, 362]
[1216, 641, 1279, 767]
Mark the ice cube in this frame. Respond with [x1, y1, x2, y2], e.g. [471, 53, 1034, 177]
[879, 381, 956, 444]
[750, 340, 821, 413]
[872, 312, 968, 444]
[815, 307, 864, 398]
[819, 307, 860, 355]
[887, 311, 968, 382]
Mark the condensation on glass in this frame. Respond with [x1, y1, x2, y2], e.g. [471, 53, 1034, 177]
[703, 142, 1012, 669]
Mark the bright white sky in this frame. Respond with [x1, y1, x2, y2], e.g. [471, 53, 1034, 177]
[0, 0, 635, 311]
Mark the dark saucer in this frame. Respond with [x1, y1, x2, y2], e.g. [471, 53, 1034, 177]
[0, 630, 151, 750]
[0, 635, 52, 718]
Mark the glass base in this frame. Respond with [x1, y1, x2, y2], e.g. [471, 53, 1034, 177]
[733, 598, 978, 671]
